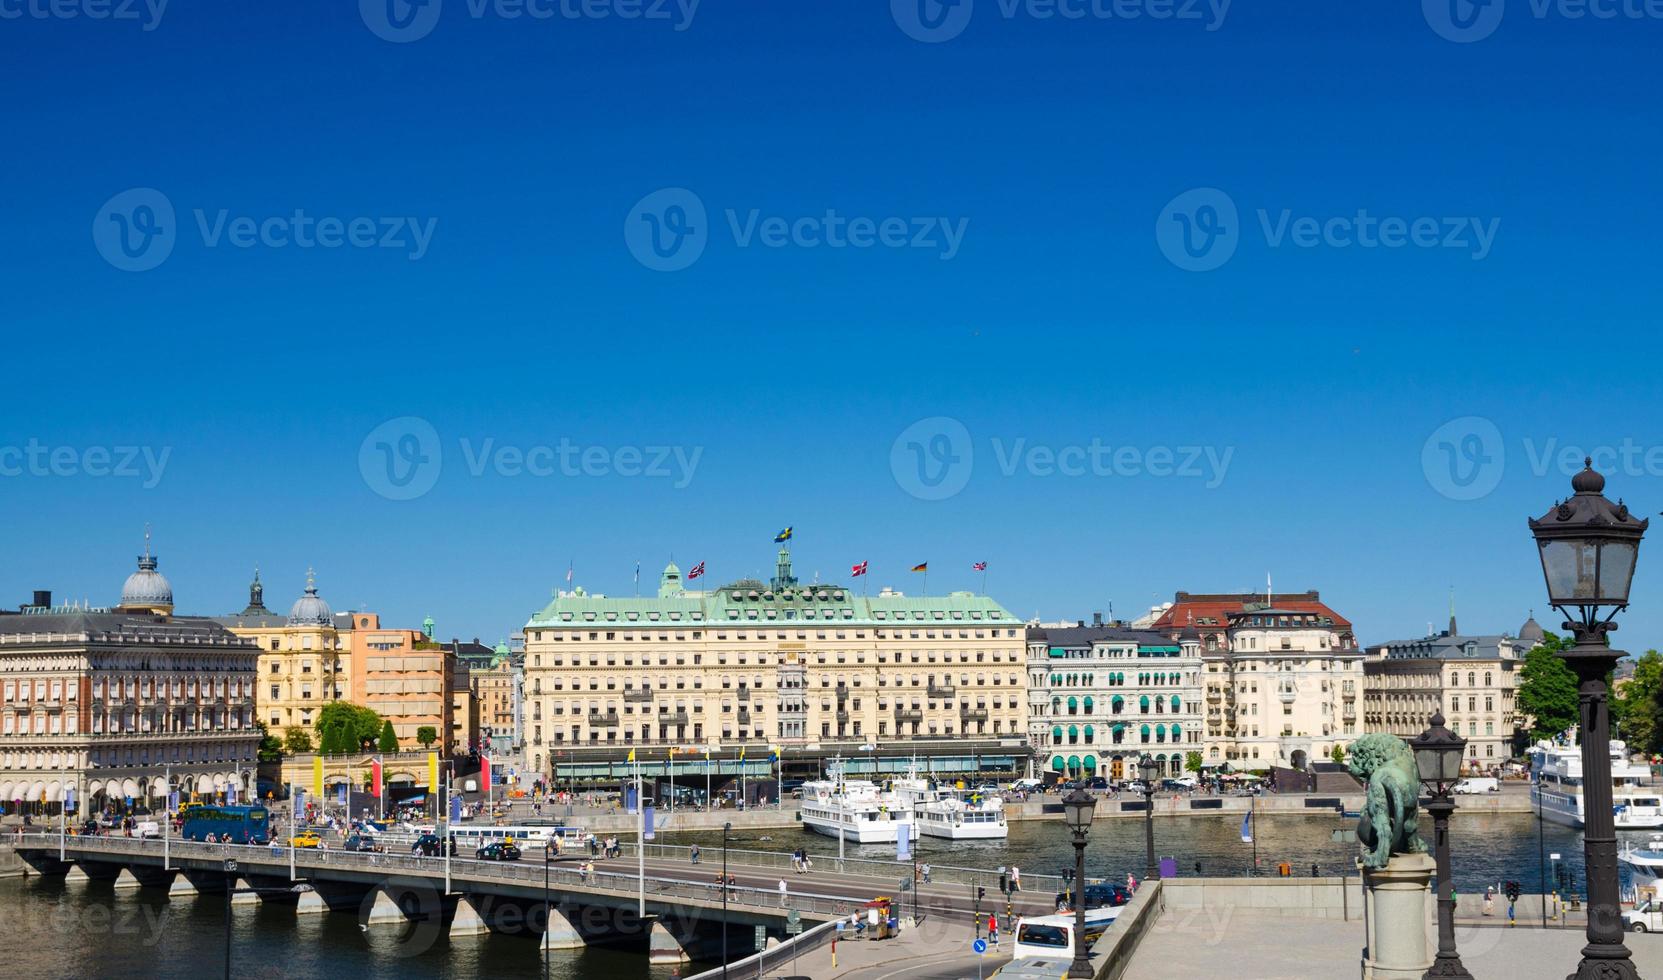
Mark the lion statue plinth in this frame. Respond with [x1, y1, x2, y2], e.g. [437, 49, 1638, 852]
[1346, 733, 1426, 870]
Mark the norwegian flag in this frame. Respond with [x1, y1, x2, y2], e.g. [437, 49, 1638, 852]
[851, 561, 869, 577]
[688, 561, 706, 580]
[973, 561, 987, 571]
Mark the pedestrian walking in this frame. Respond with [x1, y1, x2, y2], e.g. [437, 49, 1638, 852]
[1483, 886, 1495, 917]
[690, 843, 701, 865]
[1010, 866, 1021, 892]
[778, 878, 788, 908]
[988, 912, 999, 947]
[922, 862, 932, 884]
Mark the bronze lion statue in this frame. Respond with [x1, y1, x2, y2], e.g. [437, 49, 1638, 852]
[1347, 733, 1426, 870]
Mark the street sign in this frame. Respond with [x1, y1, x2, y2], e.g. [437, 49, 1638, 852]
[754, 925, 767, 949]
[786, 909, 803, 935]
[972, 938, 988, 955]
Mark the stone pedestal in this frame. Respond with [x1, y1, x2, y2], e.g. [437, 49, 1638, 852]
[365, 888, 406, 927]
[232, 877, 261, 905]
[113, 868, 143, 890]
[168, 875, 197, 898]
[1363, 852, 1435, 980]
[647, 919, 691, 964]
[295, 889, 329, 915]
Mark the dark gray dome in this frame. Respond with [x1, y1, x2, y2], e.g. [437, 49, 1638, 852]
[120, 544, 173, 610]
[288, 569, 334, 626]
[1518, 611, 1545, 644]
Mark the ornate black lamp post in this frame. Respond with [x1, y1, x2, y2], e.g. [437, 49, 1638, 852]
[1062, 787, 1096, 979]
[1139, 753, 1158, 881]
[721, 821, 732, 980]
[1529, 458, 1647, 980]
[1412, 712, 1473, 980]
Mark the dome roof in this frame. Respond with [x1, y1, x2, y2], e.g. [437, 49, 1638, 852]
[120, 548, 174, 611]
[1518, 611, 1545, 644]
[288, 569, 334, 626]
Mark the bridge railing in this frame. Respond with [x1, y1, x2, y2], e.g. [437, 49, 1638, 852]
[681, 917, 843, 980]
[10, 833, 867, 918]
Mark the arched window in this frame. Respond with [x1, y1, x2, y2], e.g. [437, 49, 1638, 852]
[1084, 725, 1095, 744]
[1083, 696, 1094, 714]
[1068, 725, 1079, 745]
[1170, 695, 1181, 713]
[1139, 695, 1150, 713]
[1484, 671, 1492, 687]
[1140, 724, 1151, 743]
[1111, 695, 1124, 714]
[1067, 696, 1079, 715]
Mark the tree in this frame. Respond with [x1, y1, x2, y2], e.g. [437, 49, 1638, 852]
[315, 701, 383, 754]
[284, 727, 314, 754]
[1330, 744, 1347, 765]
[1614, 650, 1663, 755]
[416, 726, 438, 749]
[1184, 751, 1203, 774]
[255, 722, 283, 763]
[1518, 632, 1581, 741]
[378, 719, 400, 753]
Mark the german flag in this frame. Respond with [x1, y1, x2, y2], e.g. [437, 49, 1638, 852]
[911, 562, 928, 573]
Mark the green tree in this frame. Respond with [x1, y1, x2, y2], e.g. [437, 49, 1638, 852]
[416, 726, 438, 749]
[255, 722, 283, 763]
[1184, 751, 1203, 774]
[315, 701, 383, 753]
[1614, 650, 1663, 755]
[1330, 744, 1347, 765]
[378, 719, 400, 753]
[283, 727, 314, 754]
[1518, 632, 1580, 740]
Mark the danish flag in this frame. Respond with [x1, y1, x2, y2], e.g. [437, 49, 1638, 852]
[973, 561, 987, 571]
[851, 561, 869, 577]
[688, 561, 706, 580]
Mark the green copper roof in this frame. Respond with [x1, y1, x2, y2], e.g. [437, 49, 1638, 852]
[526, 584, 1018, 629]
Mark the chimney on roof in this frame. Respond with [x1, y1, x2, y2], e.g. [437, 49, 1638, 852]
[1077, 619, 1085, 628]
[32, 590, 51, 609]
[1093, 612, 1103, 626]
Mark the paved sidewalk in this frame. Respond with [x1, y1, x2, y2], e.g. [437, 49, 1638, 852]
[1124, 908, 1663, 980]
[780, 915, 1010, 980]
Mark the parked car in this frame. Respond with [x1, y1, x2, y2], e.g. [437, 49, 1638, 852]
[476, 841, 522, 861]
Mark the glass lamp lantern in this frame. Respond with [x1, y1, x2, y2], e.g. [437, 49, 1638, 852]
[1529, 459, 1648, 633]
[1139, 753, 1157, 783]
[1411, 712, 1466, 791]
[1062, 787, 1095, 834]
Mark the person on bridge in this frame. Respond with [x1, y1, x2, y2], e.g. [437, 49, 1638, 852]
[987, 912, 999, 947]
[690, 844, 701, 865]
[778, 879, 788, 908]
[1010, 866, 1020, 891]
[922, 863, 932, 884]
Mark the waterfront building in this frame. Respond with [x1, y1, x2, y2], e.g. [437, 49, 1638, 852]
[1362, 612, 1537, 768]
[1025, 623, 1204, 780]
[215, 570, 356, 737]
[519, 548, 1026, 778]
[1153, 591, 1363, 770]
[0, 544, 261, 812]
[472, 641, 518, 756]
[350, 620, 457, 749]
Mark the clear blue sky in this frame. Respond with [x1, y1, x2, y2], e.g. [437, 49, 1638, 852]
[2, 1, 1662, 650]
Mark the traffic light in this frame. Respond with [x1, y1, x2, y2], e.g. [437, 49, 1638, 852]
[999, 873, 1009, 894]
[978, 886, 986, 901]
[1504, 880, 1521, 903]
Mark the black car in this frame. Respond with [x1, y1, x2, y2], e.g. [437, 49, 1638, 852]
[1087, 777, 1109, 790]
[1057, 882, 1133, 910]
[476, 841, 522, 861]
[413, 833, 458, 857]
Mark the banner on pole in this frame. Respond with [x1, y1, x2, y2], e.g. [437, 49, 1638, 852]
[312, 755, 324, 799]
[897, 826, 911, 861]
[644, 805, 656, 841]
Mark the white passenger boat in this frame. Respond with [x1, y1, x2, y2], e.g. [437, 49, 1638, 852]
[799, 771, 914, 844]
[886, 765, 1009, 841]
[1620, 833, 1663, 892]
[1530, 739, 1663, 830]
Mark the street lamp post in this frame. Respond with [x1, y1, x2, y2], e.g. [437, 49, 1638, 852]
[222, 857, 237, 980]
[1529, 459, 1647, 980]
[1412, 712, 1473, 980]
[1139, 753, 1158, 881]
[1062, 788, 1096, 980]
[721, 821, 732, 980]
[543, 844, 552, 980]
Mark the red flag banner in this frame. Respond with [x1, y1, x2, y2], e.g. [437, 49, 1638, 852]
[371, 758, 383, 798]
[851, 561, 868, 577]
[973, 561, 987, 571]
[481, 755, 492, 789]
[689, 561, 706, 579]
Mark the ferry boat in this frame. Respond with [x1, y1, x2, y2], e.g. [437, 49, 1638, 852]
[886, 765, 1008, 841]
[798, 772, 914, 844]
[1530, 739, 1663, 829]
[1620, 833, 1663, 892]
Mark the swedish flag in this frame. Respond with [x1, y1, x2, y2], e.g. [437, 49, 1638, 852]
[774, 527, 793, 542]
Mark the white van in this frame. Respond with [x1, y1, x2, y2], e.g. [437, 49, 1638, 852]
[1453, 777, 1498, 794]
[135, 820, 162, 839]
[1011, 909, 1115, 960]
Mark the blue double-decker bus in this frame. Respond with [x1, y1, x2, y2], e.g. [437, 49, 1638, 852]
[181, 805, 271, 844]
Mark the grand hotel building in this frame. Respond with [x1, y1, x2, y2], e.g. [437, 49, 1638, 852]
[519, 549, 1027, 777]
